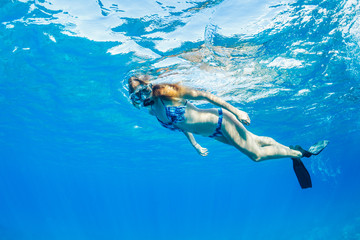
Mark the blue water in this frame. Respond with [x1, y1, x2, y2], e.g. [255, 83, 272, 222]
[1, 0, 360, 239]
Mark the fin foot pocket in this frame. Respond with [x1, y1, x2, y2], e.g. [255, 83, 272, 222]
[290, 145, 311, 158]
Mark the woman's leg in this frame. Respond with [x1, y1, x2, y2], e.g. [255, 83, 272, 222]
[251, 134, 302, 161]
[220, 112, 302, 162]
[214, 135, 232, 145]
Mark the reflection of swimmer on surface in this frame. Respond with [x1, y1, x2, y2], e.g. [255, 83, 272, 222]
[128, 75, 328, 188]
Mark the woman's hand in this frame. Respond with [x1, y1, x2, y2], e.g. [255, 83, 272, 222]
[194, 143, 209, 157]
[236, 110, 251, 126]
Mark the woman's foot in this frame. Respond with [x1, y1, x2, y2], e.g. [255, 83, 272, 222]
[289, 145, 312, 158]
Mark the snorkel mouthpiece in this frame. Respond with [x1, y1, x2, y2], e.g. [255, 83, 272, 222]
[143, 98, 154, 107]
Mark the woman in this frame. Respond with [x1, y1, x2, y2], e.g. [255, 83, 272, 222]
[128, 75, 318, 162]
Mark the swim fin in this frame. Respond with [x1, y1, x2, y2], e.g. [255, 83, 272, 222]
[292, 158, 312, 189]
[308, 140, 329, 155]
[291, 140, 330, 158]
[291, 140, 329, 189]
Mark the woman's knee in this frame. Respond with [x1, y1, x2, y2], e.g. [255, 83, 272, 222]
[258, 136, 276, 146]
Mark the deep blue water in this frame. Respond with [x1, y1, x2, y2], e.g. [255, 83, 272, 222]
[1, 0, 360, 239]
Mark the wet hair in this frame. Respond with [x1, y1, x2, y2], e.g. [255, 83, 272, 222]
[128, 76, 150, 95]
[152, 84, 186, 100]
[128, 76, 187, 101]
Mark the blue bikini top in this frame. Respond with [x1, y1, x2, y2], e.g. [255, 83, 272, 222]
[156, 98, 187, 132]
[154, 98, 224, 137]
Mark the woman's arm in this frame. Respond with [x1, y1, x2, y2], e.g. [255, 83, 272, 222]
[183, 131, 209, 156]
[182, 88, 251, 125]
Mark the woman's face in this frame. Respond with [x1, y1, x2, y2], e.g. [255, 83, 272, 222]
[130, 83, 153, 108]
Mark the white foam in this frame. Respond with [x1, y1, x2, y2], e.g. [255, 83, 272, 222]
[268, 57, 304, 69]
[296, 89, 310, 96]
[44, 33, 56, 42]
[208, 0, 295, 39]
[153, 57, 189, 68]
[107, 40, 161, 60]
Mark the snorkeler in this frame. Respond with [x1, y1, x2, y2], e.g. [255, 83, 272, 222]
[128, 76, 328, 188]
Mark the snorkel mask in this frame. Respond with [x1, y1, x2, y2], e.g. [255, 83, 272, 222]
[130, 83, 154, 107]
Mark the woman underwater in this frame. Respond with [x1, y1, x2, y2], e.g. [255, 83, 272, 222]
[128, 75, 328, 188]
